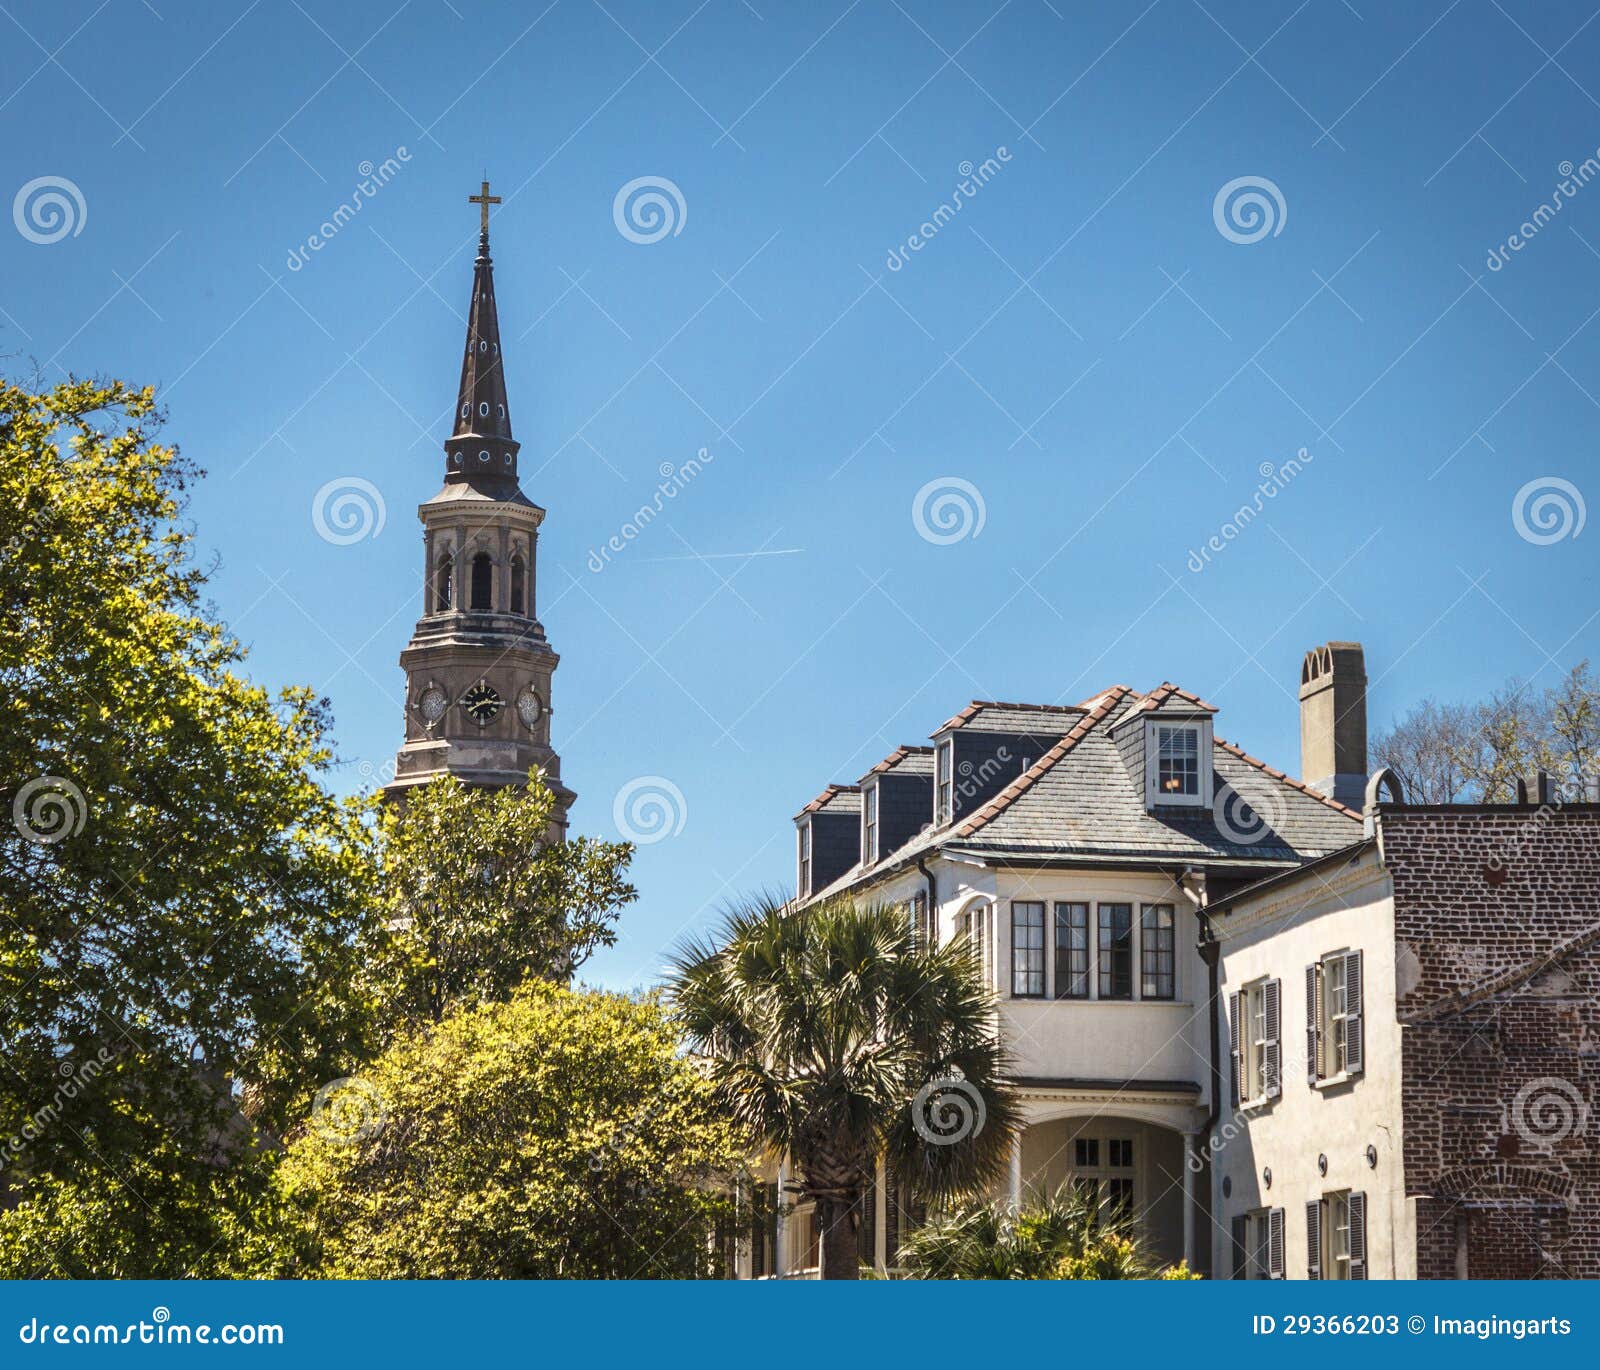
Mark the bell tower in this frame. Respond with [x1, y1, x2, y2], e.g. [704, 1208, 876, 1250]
[387, 181, 573, 832]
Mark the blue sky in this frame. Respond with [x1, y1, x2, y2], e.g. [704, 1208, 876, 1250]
[5, 0, 1597, 989]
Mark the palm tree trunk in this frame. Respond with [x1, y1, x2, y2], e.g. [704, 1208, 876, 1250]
[818, 1197, 860, 1280]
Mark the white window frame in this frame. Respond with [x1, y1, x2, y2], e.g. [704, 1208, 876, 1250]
[1144, 718, 1212, 809]
[1307, 948, 1365, 1084]
[934, 739, 954, 825]
[1235, 1207, 1284, 1279]
[1323, 1191, 1352, 1279]
[796, 820, 811, 897]
[861, 782, 879, 864]
[1069, 1132, 1136, 1221]
[1233, 976, 1281, 1109]
[957, 899, 994, 990]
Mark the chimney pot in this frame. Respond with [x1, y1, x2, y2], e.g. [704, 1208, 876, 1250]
[1299, 641, 1367, 809]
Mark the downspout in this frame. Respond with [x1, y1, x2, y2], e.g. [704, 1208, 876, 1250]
[915, 855, 937, 921]
[1184, 866, 1223, 1276]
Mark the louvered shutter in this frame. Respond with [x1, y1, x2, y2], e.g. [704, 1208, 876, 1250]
[884, 1170, 899, 1269]
[1231, 1215, 1248, 1279]
[1305, 1199, 1322, 1279]
[1229, 991, 1243, 1106]
[1268, 1207, 1286, 1279]
[1344, 950, 1365, 1074]
[1348, 1191, 1368, 1280]
[1264, 979, 1282, 1099]
[1306, 962, 1322, 1082]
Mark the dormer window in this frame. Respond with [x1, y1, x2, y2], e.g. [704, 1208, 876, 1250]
[1158, 726, 1199, 797]
[934, 739, 954, 825]
[1144, 719, 1212, 809]
[797, 821, 812, 897]
[861, 783, 879, 864]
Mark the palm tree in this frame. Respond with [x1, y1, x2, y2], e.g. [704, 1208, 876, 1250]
[669, 895, 1019, 1280]
[898, 1184, 1198, 1279]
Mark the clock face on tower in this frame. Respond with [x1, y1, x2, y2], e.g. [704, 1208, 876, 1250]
[461, 682, 502, 725]
[417, 685, 448, 726]
[515, 687, 543, 731]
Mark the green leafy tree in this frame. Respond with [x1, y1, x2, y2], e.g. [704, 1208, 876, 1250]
[368, 773, 634, 1031]
[670, 896, 1020, 1280]
[899, 1185, 1198, 1280]
[0, 375, 377, 1274]
[271, 982, 747, 1278]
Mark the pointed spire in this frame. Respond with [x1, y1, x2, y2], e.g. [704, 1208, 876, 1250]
[444, 179, 519, 487]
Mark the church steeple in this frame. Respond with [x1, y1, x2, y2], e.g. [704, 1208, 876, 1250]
[388, 179, 573, 835]
[444, 180, 519, 490]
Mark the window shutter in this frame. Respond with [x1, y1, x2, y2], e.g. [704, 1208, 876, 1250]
[1268, 1207, 1286, 1279]
[1348, 1191, 1368, 1280]
[1231, 1215, 1248, 1279]
[884, 1171, 899, 1269]
[1344, 950, 1365, 1074]
[1228, 991, 1243, 1106]
[1306, 963, 1322, 1082]
[1264, 979, 1282, 1099]
[1305, 1199, 1322, 1279]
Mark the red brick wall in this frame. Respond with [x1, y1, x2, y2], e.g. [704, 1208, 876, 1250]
[1382, 804, 1600, 1279]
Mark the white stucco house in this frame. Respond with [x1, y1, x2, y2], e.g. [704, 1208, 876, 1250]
[740, 644, 1370, 1277]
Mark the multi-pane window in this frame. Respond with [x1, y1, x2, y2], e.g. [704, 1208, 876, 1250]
[797, 822, 811, 897]
[862, 785, 878, 863]
[1309, 1190, 1367, 1280]
[935, 740, 954, 825]
[1070, 1135, 1134, 1220]
[1097, 903, 1133, 999]
[1053, 902, 1090, 999]
[959, 903, 992, 987]
[1233, 1208, 1284, 1279]
[1156, 725, 1199, 799]
[907, 893, 931, 949]
[1140, 903, 1175, 999]
[1010, 902, 1045, 998]
[1307, 949, 1365, 1081]
[1232, 978, 1282, 1105]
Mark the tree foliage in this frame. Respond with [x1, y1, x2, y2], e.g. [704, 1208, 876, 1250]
[271, 983, 747, 1278]
[670, 896, 1020, 1279]
[0, 375, 377, 1273]
[368, 773, 634, 1032]
[899, 1184, 1198, 1280]
[1372, 663, 1600, 802]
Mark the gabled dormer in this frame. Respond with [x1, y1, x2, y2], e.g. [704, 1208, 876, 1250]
[855, 746, 935, 865]
[929, 702, 1082, 827]
[1111, 683, 1218, 811]
[793, 785, 861, 900]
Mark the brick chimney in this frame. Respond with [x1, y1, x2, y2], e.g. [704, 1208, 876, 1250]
[1299, 642, 1367, 809]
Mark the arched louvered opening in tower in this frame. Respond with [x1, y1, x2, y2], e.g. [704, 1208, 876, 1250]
[510, 555, 526, 615]
[434, 556, 454, 613]
[470, 552, 494, 611]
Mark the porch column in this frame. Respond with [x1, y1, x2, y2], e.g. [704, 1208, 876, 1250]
[1008, 1129, 1023, 1208]
[1181, 1130, 1198, 1269]
[775, 1157, 788, 1276]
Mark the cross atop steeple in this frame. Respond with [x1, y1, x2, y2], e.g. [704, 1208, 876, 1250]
[445, 178, 518, 487]
[469, 178, 501, 241]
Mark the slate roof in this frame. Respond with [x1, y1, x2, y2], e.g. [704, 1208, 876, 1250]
[857, 745, 935, 783]
[793, 784, 860, 820]
[935, 701, 1086, 735]
[802, 684, 1362, 903]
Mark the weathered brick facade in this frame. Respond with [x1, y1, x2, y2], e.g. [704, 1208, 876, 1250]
[1382, 803, 1600, 1279]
